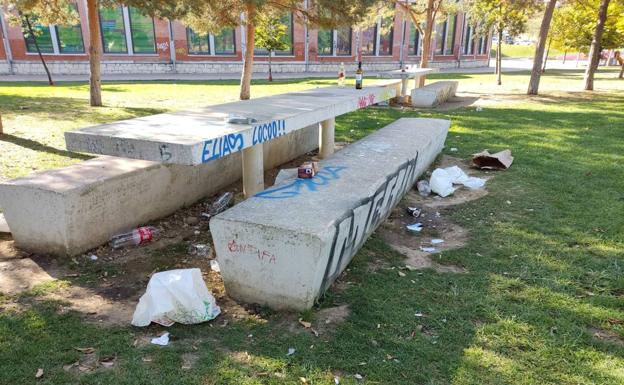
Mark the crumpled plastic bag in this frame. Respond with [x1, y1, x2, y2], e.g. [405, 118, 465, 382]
[131, 268, 221, 327]
[430, 166, 486, 197]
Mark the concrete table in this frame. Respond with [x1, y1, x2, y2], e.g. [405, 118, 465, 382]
[377, 67, 439, 103]
[65, 80, 401, 197]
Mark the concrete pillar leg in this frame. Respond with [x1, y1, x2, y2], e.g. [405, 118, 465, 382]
[319, 118, 335, 159]
[401, 77, 409, 103]
[242, 145, 264, 198]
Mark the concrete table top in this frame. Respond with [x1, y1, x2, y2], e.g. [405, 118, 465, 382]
[377, 67, 439, 79]
[65, 80, 401, 166]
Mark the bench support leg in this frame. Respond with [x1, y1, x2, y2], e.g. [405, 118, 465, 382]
[242, 145, 264, 198]
[401, 77, 409, 103]
[319, 118, 335, 159]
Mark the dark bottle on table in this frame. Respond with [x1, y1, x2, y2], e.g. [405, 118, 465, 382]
[355, 61, 363, 89]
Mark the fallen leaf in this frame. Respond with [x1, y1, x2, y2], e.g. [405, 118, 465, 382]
[298, 318, 312, 328]
[74, 347, 95, 354]
[35, 368, 44, 378]
[100, 356, 116, 368]
[300, 377, 308, 384]
[310, 328, 320, 337]
[398, 271, 406, 277]
[142, 357, 153, 362]
[63, 362, 79, 371]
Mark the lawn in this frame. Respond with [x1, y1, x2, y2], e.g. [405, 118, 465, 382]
[490, 43, 563, 59]
[1, 69, 623, 385]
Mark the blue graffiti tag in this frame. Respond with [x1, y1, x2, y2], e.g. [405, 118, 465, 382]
[255, 166, 347, 199]
[202, 133, 244, 163]
[252, 120, 286, 145]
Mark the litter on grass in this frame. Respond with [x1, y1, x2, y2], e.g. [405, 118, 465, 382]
[472, 149, 513, 170]
[131, 268, 221, 327]
[431, 239, 444, 244]
[151, 332, 170, 346]
[420, 247, 436, 253]
[406, 223, 423, 232]
[287, 348, 296, 356]
[406, 207, 422, 217]
[430, 166, 486, 197]
[210, 259, 220, 272]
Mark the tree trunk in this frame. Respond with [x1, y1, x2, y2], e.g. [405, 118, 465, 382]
[527, 0, 557, 95]
[24, 15, 53, 85]
[87, 0, 102, 106]
[418, 0, 435, 87]
[268, 51, 273, 82]
[240, 3, 256, 100]
[542, 38, 551, 73]
[562, 50, 567, 64]
[576, 51, 581, 67]
[0, 112, 3, 135]
[619, 62, 623, 79]
[583, 0, 611, 91]
[496, 28, 502, 85]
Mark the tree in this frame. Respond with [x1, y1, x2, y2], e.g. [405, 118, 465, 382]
[550, 3, 593, 63]
[1, 1, 77, 85]
[255, 13, 289, 82]
[527, 0, 557, 95]
[616, 50, 624, 78]
[87, 0, 102, 106]
[467, 0, 536, 85]
[128, 0, 375, 100]
[390, 0, 455, 86]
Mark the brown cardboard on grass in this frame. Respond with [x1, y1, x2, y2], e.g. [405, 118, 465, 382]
[472, 149, 514, 170]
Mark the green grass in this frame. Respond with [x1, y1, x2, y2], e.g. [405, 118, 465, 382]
[1, 70, 624, 384]
[490, 43, 563, 59]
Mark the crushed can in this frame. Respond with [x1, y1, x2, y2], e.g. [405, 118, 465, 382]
[298, 162, 318, 179]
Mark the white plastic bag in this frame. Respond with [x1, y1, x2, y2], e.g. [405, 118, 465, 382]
[430, 166, 486, 197]
[131, 268, 220, 327]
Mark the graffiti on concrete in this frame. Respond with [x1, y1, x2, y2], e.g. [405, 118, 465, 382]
[252, 120, 286, 145]
[202, 133, 244, 163]
[255, 166, 347, 199]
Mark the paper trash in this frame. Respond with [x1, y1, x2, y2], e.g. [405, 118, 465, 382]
[430, 166, 486, 197]
[131, 268, 220, 327]
[472, 149, 513, 170]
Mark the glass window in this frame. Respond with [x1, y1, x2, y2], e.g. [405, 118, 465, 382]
[128, 7, 155, 54]
[23, 23, 54, 53]
[187, 27, 210, 55]
[214, 28, 235, 54]
[100, 7, 127, 53]
[409, 24, 421, 55]
[435, 20, 445, 55]
[336, 28, 351, 55]
[361, 25, 376, 56]
[378, 15, 393, 56]
[317, 29, 333, 56]
[444, 16, 456, 55]
[56, 24, 84, 53]
[463, 22, 473, 55]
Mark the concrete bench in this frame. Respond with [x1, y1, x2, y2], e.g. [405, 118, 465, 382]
[0, 127, 318, 256]
[411, 81, 458, 107]
[210, 118, 450, 310]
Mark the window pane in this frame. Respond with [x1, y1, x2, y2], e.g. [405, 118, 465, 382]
[275, 13, 293, 55]
[100, 7, 127, 53]
[379, 15, 393, 56]
[435, 21, 445, 55]
[361, 25, 376, 56]
[444, 16, 456, 55]
[214, 28, 235, 54]
[463, 22, 473, 54]
[336, 28, 351, 55]
[317, 29, 333, 56]
[408, 24, 421, 55]
[23, 23, 54, 53]
[129, 7, 155, 54]
[187, 27, 210, 54]
[57, 24, 84, 53]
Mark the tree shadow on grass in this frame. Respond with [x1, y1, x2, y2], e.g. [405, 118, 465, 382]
[0, 134, 92, 161]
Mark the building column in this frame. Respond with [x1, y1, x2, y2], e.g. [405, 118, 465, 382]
[242, 145, 264, 198]
[319, 118, 335, 159]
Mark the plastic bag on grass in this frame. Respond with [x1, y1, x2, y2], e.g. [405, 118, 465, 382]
[131, 268, 220, 327]
[430, 166, 486, 197]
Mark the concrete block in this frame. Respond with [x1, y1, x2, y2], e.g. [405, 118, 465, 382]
[411, 81, 459, 107]
[210, 118, 450, 310]
[64, 82, 400, 165]
[0, 126, 318, 256]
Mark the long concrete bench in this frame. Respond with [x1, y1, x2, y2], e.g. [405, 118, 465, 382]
[0, 127, 318, 256]
[411, 81, 458, 107]
[210, 118, 450, 310]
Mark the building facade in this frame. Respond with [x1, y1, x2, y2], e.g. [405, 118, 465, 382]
[0, 3, 491, 76]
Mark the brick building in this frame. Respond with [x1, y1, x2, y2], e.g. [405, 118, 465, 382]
[0, 3, 491, 76]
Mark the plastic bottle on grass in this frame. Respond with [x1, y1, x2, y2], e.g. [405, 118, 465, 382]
[110, 226, 159, 249]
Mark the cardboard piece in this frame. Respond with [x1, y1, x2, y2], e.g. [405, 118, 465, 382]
[472, 149, 513, 170]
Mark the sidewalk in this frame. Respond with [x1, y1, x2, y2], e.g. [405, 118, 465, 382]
[0, 59, 542, 82]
